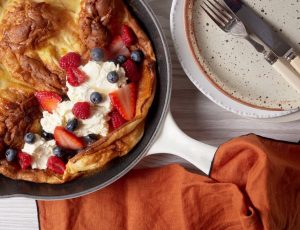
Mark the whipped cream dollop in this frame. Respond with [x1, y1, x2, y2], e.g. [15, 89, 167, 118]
[22, 135, 55, 170]
[67, 61, 127, 109]
[41, 61, 126, 137]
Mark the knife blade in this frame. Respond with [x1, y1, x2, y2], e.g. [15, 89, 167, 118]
[224, 0, 300, 74]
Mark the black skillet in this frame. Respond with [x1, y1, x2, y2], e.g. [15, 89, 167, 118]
[0, 0, 172, 199]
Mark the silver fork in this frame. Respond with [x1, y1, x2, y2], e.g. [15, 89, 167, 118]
[202, 0, 300, 93]
[201, 0, 265, 53]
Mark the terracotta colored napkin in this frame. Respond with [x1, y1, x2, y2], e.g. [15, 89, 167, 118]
[37, 134, 300, 230]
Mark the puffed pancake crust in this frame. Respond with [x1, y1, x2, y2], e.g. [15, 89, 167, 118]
[0, 0, 156, 183]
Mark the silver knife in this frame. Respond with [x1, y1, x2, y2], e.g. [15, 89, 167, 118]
[224, 0, 300, 74]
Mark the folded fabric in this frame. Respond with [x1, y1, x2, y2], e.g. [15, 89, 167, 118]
[37, 134, 300, 230]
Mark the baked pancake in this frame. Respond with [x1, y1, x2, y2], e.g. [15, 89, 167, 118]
[0, 0, 156, 183]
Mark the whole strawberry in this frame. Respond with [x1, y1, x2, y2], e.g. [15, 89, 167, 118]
[59, 52, 81, 70]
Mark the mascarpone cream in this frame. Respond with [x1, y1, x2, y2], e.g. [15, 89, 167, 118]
[22, 135, 56, 170]
[41, 61, 126, 137]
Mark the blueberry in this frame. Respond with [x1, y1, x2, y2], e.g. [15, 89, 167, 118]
[66, 119, 79, 132]
[24, 133, 36, 144]
[91, 48, 105, 61]
[90, 92, 103, 104]
[116, 55, 127, 64]
[107, 71, 119, 83]
[131, 50, 144, 63]
[83, 134, 99, 144]
[53, 146, 65, 158]
[41, 130, 54, 140]
[5, 149, 18, 162]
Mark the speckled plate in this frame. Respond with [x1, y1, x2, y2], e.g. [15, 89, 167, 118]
[185, 0, 300, 111]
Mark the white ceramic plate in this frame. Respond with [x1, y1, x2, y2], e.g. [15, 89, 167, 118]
[185, 0, 300, 111]
[170, 0, 300, 120]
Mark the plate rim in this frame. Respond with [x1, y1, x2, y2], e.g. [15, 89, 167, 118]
[184, 0, 286, 111]
[170, 0, 299, 119]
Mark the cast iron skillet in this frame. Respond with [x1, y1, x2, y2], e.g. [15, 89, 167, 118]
[0, 0, 172, 199]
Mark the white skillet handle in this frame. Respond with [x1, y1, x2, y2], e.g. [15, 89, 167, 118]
[147, 111, 217, 175]
[272, 58, 300, 93]
[290, 55, 300, 75]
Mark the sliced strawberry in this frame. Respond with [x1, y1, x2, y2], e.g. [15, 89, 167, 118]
[110, 109, 127, 129]
[35, 91, 62, 113]
[122, 59, 140, 83]
[47, 156, 66, 175]
[109, 83, 136, 121]
[18, 152, 32, 170]
[67, 67, 87, 87]
[107, 36, 130, 59]
[59, 52, 81, 70]
[54, 126, 85, 150]
[72, 102, 91, 120]
[121, 25, 136, 47]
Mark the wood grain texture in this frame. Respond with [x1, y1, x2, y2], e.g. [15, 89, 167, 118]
[1, 0, 300, 229]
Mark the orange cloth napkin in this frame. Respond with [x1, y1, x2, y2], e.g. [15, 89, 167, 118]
[37, 134, 300, 230]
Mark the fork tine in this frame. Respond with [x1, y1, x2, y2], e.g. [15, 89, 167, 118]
[211, 0, 234, 19]
[206, 0, 231, 21]
[201, 5, 225, 28]
[202, 1, 227, 26]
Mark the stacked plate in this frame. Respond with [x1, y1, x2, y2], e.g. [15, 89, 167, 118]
[170, 0, 300, 122]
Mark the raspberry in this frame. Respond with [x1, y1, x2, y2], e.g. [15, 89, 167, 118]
[18, 152, 32, 170]
[67, 68, 87, 87]
[47, 156, 66, 175]
[72, 102, 91, 120]
[121, 25, 136, 47]
[122, 59, 140, 83]
[59, 52, 81, 70]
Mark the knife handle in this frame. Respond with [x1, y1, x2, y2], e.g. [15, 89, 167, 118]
[272, 58, 300, 93]
[290, 56, 300, 75]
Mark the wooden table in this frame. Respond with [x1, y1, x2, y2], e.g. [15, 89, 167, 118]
[1, 0, 300, 229]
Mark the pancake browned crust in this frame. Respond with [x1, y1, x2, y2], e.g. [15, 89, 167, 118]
[0, 0, 156, 183]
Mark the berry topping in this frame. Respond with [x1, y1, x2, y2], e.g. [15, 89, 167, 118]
[107, 36, 130, 59]
[110, 109, 127, 129]
[121, 25, 136, 47]
[41, 130, 54, 140]
[5, 149, 17, 162]
[47, 156, 66, 175]
[24, 133, 36, 144]
[122, 59, 140, 83]
[18, 152, 32, 170]
[35, 91, 62, 113]
[66, 119, 79, 132]
[91, 48, 105, 62]
[131, 50, 144, 63]
[107, 71, 119, 83]
[67, 67, 87, 87]
[83, 134, 99, 145]
[54, 126, 85, 150]
[109, 83, 137, 121]
[72, 102, 91, 120]
[90, 92, 103, 104]
[53, 146, 65, 159]
[116, 55, 127, 65]
[59, 52, 81, 70]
